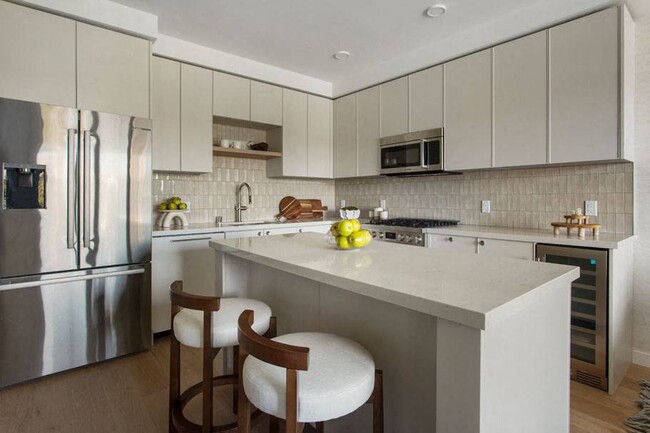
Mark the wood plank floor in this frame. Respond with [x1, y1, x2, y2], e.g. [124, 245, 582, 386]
[0, 335, 646, 432]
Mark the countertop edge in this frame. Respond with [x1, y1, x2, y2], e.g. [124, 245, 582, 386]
[153, 220, 335, 237]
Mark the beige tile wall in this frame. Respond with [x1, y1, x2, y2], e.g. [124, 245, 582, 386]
[153, 123, 335, 223]
[336, 162, 634, 234]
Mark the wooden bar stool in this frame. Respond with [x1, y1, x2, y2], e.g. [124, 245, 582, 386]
[169, 281, 276, 433]
[237, 310, 384, 433]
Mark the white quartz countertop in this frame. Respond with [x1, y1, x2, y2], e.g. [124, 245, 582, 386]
[425, 225, 635, 249]
[210, 233, 579, 330]
[153, 219, 336, 237]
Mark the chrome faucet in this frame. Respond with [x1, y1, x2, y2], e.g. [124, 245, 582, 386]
[235, 182, 252, 222]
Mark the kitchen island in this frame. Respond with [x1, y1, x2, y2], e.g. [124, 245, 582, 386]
[210, 233, 579, 433]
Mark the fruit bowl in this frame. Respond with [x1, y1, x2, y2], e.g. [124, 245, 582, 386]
[340, 208, 361, 220]
[327, 220, 372, 250]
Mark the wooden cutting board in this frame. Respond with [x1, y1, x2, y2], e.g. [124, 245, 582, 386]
[278, 196, 302, 220]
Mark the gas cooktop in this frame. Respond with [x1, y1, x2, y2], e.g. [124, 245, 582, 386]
[368, 218, 460, 229]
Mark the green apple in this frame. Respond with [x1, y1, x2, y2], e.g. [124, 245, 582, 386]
[178, 202, 188, 210]
[168, 202, 178, 210]
[350, 219, 361, 232]
[337, 236, 351, 250]
[330, 222, 340, 237]
[338, 220, 354, 237]
[171, 197, 182, 205]
[348, 231, 366, 248]
[157, 203, 168, 211]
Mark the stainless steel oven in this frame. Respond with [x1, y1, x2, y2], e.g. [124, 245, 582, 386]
[379, 128, 444, 175]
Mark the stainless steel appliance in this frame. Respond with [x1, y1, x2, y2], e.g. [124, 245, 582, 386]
[536, 244, 608, 391]
[380, 128, 453, 176]
[0, 97, 152, 388]
[365, 218, 459, 246]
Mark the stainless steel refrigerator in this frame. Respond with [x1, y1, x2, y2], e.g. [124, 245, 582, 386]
[0, 97, 152, 388]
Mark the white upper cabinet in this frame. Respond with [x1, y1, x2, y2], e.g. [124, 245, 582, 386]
[380, 77, 409, 137]
[151, 57, 181, 171]
[335, 94, 358, 178]
[251, 81, 283, 126]
[444, 49, 493, 171]
[213, 72, 251, 120]
[409, 66, 444, 132]
[151, 58, 213, 173]
[494, 31, 548, 167]
[0, 1, 76, 107]
[549, 7, 619, 163]
[357, 86, 381, 177]
[307, 95, 333, 178]
[180, 64, 213, 173]
[76, 23, 150, 118]
[268, 89, 308, 177]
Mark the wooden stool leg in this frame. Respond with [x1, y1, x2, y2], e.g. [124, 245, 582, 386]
[233, 345, 239, 415]
[202, 312, 213, 433]
[238, 345, 252, 433]
[372, 370, 384, 433]
[169, 308, 181, 433]
[315, 421, 325, 432]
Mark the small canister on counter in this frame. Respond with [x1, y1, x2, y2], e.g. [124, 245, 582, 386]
[380, 210, 389, 220]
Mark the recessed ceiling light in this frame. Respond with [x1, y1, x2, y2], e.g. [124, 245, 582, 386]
[333, 51, 351, 60]
[425, 5, 446, 17]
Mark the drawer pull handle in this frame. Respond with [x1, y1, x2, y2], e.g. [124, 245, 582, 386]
[170, 237, 212, 243]
[478, 240, 485, 246]
[447, 237, 453, 242]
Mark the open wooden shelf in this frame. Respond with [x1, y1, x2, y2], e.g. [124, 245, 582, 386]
[212, 146, 282, 160]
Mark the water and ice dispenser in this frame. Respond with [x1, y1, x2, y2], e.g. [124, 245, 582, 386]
[2, 163, 46, 209]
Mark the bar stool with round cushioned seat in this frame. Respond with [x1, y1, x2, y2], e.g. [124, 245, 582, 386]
[169, 281, 275, 433]
[237, 310, 384, 433]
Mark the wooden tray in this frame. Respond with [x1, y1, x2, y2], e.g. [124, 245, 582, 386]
[551, 222, 601, 238]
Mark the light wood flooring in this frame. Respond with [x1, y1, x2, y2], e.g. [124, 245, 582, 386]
[0, 335, 646, 432]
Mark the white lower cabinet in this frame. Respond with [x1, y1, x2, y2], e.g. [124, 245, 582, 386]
[224, 224, 330, 239]
[427, 234, 534, 260]
[152, 232, 225, 333]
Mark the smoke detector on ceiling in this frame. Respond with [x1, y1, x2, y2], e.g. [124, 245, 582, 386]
[425, 5, 447, 17]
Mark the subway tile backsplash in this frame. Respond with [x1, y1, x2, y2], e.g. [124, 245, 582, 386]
[335, 162, 634, 234]
[153, 157, 336, 224]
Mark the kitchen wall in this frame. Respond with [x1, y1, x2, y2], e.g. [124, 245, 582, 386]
[336, 162, 634, 234]
[152, 123, 335, 223]
[633, 13, 650, 366]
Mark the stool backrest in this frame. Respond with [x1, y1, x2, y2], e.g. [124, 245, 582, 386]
[169, 280, 221, 311]
[237, 309, 309, 371]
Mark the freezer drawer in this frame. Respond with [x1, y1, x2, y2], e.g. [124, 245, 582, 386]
[0, 264, 151, 388]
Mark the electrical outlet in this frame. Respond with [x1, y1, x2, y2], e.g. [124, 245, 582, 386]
[380, 199, 386, 209]
[585, 200, 598, 216]
[340, 199, 346, 209]
[481, 200, 491, 213]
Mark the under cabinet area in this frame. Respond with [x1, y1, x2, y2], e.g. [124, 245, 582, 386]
[427, 234, 534, 260]
[152, 233, 226, 333]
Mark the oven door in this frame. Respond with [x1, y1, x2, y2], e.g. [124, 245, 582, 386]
[380, 138, 443, 175]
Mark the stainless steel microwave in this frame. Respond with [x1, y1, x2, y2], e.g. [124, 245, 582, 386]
[379, 128, 445, 176]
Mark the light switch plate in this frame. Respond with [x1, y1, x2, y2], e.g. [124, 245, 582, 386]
[380, 199, 386, 209]
[340, 199, 346, 209]
[481, 200, 491, 213]
[585, 200, 598, 216]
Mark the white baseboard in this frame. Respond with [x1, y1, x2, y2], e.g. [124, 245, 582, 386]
[633, 350, 650, 367]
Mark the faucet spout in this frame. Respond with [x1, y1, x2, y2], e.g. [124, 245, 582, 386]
[235, 182, 253, 222]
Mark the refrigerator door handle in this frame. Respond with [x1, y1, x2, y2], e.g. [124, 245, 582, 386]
[83, 130, 91, 248]
[67, 128, 77, 249]
[0, 268, 145, 292]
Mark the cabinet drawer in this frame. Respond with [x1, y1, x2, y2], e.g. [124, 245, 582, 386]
[477, 238, 534, 260]
[427, 234, 477, 253]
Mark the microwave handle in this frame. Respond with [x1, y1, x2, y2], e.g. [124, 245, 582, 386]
[420, 139, 428, 168]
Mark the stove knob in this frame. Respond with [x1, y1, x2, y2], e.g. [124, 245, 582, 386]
[397, 234, 405, 242]
[414, 236, 423, 245]
[371, 231, 377, 238]
[405, 235, 412, 243]
[379, 232, 385, 239]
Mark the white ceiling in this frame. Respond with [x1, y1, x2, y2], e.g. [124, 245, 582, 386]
[113, 0, 622, 96]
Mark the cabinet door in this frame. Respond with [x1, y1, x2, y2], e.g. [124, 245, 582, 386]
[151, 233, 225, 333]
[409, 66, 443, 132]
[307, 95, 332, 178]
[0, 1, 76, 107]
[181, 64, 213, 173]
[549, 8, 619, 163]
[251, 81, 282, 126]
[282, 89, 308, 177]
[77, 23, 150, 118]
[213, 71, 250, 120]
[224, 230, 265, 239]
[494, 31, 548, 167]
[427, 234, 477, 253]
[477, 238, 534, 260]
[151, 57, 181, 171]
[380, 77, 409, 137]
[445, 49, 493, 171]
[335, 94, 357, 178]
[357, 86, 380, 177]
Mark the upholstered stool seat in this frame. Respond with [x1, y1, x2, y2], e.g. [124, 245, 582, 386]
[243, 332, 375, 422]
[173, 298, 272, 348]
